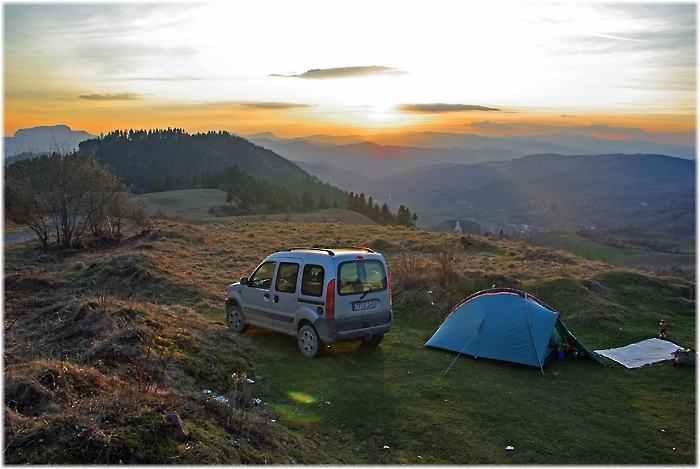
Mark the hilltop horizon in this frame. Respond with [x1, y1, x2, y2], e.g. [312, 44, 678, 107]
[4, 123, 695, 162]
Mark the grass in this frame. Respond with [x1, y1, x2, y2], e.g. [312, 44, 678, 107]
[128, 189, 227, 220]
[525, 233, 696, 281]
[3, 212, 696, 464]
[680, 245, 696, 255]
[129, 189, 377, 225]
[251, 312, 695, 464]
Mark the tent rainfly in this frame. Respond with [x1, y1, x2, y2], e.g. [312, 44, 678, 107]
[425, 288, 604, 373]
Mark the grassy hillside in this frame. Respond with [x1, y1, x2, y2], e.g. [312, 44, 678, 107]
[129, 190, 377, 225]
[129, 189, 229, 220]
[524, 232, 696, 281]
[4, 218, 695, 464]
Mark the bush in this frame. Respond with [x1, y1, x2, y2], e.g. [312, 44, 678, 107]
[6, 153, 127, 249]
[432, 242, 459, 286]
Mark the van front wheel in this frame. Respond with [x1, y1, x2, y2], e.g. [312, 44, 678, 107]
[227, 305, 248, 333]
[298, 324, 322, 358]
[361, 333, 384, 346]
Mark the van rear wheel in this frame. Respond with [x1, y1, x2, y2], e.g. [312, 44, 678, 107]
[361, 333, 384, 346]
[298, 324, 322, 358]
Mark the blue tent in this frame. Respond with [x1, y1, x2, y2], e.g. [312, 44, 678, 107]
[425, 288, 604, 373]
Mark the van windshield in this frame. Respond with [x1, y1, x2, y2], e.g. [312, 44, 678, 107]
[338, 260, 387, 296]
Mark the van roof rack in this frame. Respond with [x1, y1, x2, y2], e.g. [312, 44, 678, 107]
[284, 246, 376, 256]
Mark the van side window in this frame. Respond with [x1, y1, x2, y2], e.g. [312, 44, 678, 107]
[301, 264, 324, 297]
[275, 262, 299, 293]
[250, 261, 275, 289]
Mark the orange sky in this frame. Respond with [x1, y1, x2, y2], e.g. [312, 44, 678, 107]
[4, 99, 695, 144]
[4, 2, 696, 145]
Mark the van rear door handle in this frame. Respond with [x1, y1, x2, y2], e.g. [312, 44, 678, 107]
[274, 294, 279, 303]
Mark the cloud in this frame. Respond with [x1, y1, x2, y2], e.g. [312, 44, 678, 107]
[242, 102, 313, 110]
[78, 92, 144, 101]
[270, 66, 404, 79]
[469, 120, 517, 131]
[399, 103, 499, 113]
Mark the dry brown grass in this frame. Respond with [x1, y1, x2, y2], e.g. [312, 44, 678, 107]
[5, 216, 689, 463]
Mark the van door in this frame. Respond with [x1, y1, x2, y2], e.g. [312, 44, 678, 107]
[240, 261, 276, 326]
[297, 262, 326, 314]
[335, 259, 389, 329]
[269, 260, 301, 332]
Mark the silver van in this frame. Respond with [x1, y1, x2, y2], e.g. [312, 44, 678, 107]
[225, 247, 393, 357]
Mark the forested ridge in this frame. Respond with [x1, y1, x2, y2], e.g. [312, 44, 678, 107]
[79, 129, 311, 192]
[77, 128, 415, 225]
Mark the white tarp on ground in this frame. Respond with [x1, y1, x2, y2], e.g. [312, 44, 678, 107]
[595, 338, 683, 369]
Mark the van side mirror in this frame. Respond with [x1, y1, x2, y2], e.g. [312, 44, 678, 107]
[240, 277, 249, 286]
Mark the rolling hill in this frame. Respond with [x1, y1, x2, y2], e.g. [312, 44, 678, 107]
[76, 129, 351, 212]
[297, 153, 696, 237]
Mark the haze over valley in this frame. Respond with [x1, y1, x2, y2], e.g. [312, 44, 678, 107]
[5, 124, 696, 239]
[247, 129, 695, 180]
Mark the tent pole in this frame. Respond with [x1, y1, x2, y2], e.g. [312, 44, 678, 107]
[524, 293, 546, 375]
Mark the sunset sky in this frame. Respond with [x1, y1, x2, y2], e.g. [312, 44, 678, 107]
[3, 1, 696, 143]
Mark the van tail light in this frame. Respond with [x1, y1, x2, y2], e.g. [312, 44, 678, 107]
[325, 279, 335, 319]
[388, 274, 393, 309]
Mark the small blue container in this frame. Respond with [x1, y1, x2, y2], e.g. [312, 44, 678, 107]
[558, 350, 565, 361]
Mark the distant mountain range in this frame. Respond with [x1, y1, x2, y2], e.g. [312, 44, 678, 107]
[5, 125, 695, 236]
[247, 137, 520, 179]
[378, 153, 695, 236]
[246, 130, 695, 179]
[244, 131, 695, 235]
[4, 125, 96, 158]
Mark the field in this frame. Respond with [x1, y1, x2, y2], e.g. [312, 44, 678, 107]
[3, 207, 696, 464]
[525, 232, 696, 281]
[131, 189, 696, 280]
[128, 190, 379, 225]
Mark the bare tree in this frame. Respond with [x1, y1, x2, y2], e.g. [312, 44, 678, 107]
[5, 155, 58, 246]
[46, 128, 70, 155]
[5, 152, 128, 249]
[83, 160, 130, 240]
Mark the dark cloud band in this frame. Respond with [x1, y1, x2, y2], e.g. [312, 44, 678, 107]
[271, 66, 403, 79]
[399, 103, 499, 112]
[78, 92, 142, 101]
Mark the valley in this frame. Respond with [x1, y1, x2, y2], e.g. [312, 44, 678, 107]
[293, 153, 695, 238]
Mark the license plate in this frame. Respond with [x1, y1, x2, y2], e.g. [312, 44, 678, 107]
[353, 300, 378, 311]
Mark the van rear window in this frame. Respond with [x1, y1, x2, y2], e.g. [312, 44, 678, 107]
[338, 260, 387, 295]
